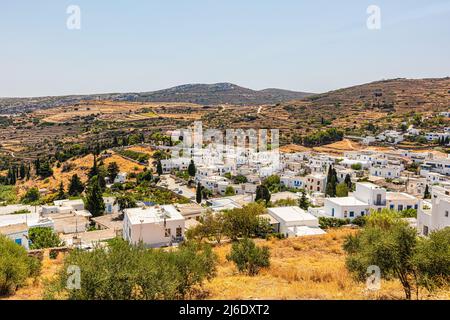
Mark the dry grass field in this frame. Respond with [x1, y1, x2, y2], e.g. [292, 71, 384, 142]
[3, 229, 449, 300]
[312, 139, 362, 155]
[35, 101, 210, 123]
[204, 229, 450, 300]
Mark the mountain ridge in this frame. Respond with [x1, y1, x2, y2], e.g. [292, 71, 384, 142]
[0, 83, 314, 114]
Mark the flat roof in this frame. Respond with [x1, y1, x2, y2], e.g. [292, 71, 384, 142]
[0, 223, 28, 235]
[357, 182, 383, 189]
[326, 196, 368, 206]
[125, 205, 184, 225]
[386, 192, 418, 201]
[268, 206, 317, 223]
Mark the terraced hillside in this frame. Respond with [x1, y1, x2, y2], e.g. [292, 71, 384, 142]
[0, 78, 449, 160]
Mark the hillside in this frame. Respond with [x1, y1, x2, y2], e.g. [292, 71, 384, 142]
[0, 83, 313, 114]
[206, 228, 450, 300]
[1, 77, 449, 160]
[257, 77, 450, 142]
[5, 228, 449, 300]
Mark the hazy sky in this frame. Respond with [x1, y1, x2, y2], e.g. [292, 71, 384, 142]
[1, 0, 450, 97]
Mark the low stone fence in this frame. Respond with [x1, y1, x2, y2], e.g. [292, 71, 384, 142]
[28, 246, 72, 260]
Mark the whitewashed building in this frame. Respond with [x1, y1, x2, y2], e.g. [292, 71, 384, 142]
[123, 205, 185, 247]
[417, 185, 450, 236]
[267, 206, 325, 237]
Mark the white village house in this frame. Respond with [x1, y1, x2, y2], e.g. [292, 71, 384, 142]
[266, 206, 325, 237]
[123, 205, 185, 247]
[417, 185, 450, 236]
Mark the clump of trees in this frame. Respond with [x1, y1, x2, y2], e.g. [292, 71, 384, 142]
[226, 238, 270, 276]
[0, 235, 41, 296]
[302, 128, 344, 147]
[343, 211, 450, 300]
[118, 149, 150, 164]
[255, 185, 271, 204]
[45, 239, 217, 300]
[186, 203, 272, 242]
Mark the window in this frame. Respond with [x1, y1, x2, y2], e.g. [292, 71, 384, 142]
[15, 238, 22, 246]
[398, 205, 404, 211]
[176, 227, 182, 237]
[344, 211, 348, 218]
[349, 211, 354, 218]
[423, 226, 429, 236]
[390, 204, 395, 209]
[361, 211, 365, 216]
[165, 228, 171, 237]
[446, 211, 449, 218]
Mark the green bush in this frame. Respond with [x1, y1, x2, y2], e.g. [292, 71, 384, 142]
[118, 149, 150, 164]
[351, 216, 366, 227]
[319, 217, 351, 229]
[29, 227, 64, 249]
[45, 239, 216, 300]
[0, 235, 42, 296]
[21, 187, 40, 204]
[226, 238, 270, 276]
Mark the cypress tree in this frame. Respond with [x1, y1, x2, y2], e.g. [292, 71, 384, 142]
[298, 189, 310, 210]
[88, 154, 99, 179]
[84, 176, 105, 217]
[19, 162, 26, 180]
[196, 182, 203, 204]
[157, 160, 163, 176]
[424, 184, 431, 199]
[188, 160, 196, 177]
[344, 173, 352, 189]
[55, 181, 66, 200]
[68, 174, 85, 196]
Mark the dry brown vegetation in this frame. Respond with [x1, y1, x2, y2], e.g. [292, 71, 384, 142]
[204, 229, 450, 300]
[0, 251, 65, 300]
[17, 151, 146, 196]
[3, 229, 449, 300]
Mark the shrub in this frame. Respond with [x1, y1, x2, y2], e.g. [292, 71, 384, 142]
[413, 227, 450, 291]
[227, 238, 270, 276]
[29, 227, 64, 249]
[351, 216, 366, 227]
[21, 187, 40, 204]
[0, 235, 41, 296]
[319, 217, 351, 229]
[45, 239, 216, 300]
